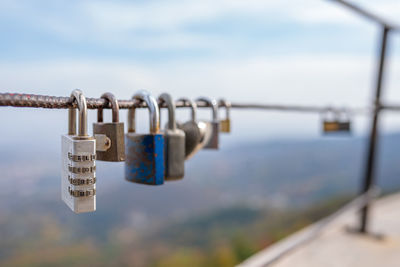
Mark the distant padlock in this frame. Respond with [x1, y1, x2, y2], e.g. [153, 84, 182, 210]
[61, 89, 96, 213]
[322, 109, 351, 134]
[125, 90, 165, 185]
[219, 99, 231, 133]
[159, 93, 185, 180]
[177, 98, 208, 159]
[196, 97, 219, 149]
[93, 92, 125, 162]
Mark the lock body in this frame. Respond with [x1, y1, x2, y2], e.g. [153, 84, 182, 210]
[163, 129, 185, 180]
[125, 133, 165, 185]
[204, 121, 220, 149]
[158, 93, 185, 180]
[196, 97, 219, 150]
[179, 121, 202, 159]
[61, 135, 96, 213]
[220, 119, 231, 133]
[93, 122, 125, 161]
[323, 121, 351, 133]
[219, 99, 231, 133]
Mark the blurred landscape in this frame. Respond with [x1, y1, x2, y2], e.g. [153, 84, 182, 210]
[0, 0, 399, 266]
[1, 133, 400, 266]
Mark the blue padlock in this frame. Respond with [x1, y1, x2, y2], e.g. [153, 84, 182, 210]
[125, 90, 165, 185]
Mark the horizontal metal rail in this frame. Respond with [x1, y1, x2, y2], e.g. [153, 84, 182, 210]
[0, 93, 370, 114]
[329, 0, 400, 31]
[381, 104, 400, 111]
[239, 187, 380, 267]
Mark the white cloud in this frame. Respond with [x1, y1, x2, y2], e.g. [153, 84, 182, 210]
[0, 0, 399, 143]
[0, 0, 386, 52]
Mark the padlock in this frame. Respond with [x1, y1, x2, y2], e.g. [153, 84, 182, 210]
[177, 97, 212, 159]
[125, 90, 165, 185]
[61, 89, 96, 213]
[93, 92, 125, 162]
[322, 109, 351, 134]
[219, 99, 231, 133]
[158, 93, 185, 180]
[196, 97, 219, 149]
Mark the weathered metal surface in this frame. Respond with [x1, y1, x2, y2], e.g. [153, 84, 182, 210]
[323, 121, 351, 133]
[163, 129, 185, 180]
[125, 90, 165, 185]
[94, 134, 111, 152]
[176, 97, 206, 160]
[191, 121, 213, 158]
[220, 119, 231, 133]
[93, 92, 125, 162]
[159, 93, 185, 181]
[196, 97, 219, 149]
[219, 99, 231, 133]
[0, 93, 371, 116]
[179, 121, 202, 159]
[93, 123, 125, 161]
[125, 133, 164, 185]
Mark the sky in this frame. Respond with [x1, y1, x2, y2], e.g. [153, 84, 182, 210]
[0, 0, 400, 147]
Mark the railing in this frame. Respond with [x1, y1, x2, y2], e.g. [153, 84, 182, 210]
[1, 0, 400, 235]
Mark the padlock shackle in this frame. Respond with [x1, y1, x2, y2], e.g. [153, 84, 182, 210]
[196, 97, 218, 122]
[68, 89, 88, 136]
[98, 92, 119, 123]
[178, 97, 197, 122]
[321, 107, 345, 122]
[128, 90, 160, 134]
[158, 93, 177, 130]
[219, 99, 231, 119]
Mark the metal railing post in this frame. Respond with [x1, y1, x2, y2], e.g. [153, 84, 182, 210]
[359, 26, 390, 233]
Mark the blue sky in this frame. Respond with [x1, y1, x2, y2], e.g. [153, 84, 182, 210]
[0, 0, 399, 147]
[0, 0, 395, 62]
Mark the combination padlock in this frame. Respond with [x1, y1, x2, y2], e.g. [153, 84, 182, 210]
[93, 92, 125, 162]
[159, 93, 185, 180]
[196, 97, 219, 149]
[219, 99, 231, 133]
[125, 90, 165, 185]
[61, 89, 96, 213]
[177, 97, 212, 160]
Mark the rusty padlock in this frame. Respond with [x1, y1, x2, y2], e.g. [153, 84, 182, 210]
[93, 92, 125, 162]
[125, 90, 165, 185]
[196, 97, 219, 149]
[158, 93, 185, 180]
[219, 99, 231, 133]
[177, 98, 212, 159]
[322, 109, 351, 134]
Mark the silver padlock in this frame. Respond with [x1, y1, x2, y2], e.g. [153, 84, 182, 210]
[159, 93, 185, 180]
[219, 99, 231, 133]
[61, 89, 96, 213]
[177, 97, 211, 160]
[93, 92, 125, 162]
[196, 97, 219, 149]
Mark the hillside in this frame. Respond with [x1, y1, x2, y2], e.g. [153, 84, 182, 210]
[0, 133, 400, 266]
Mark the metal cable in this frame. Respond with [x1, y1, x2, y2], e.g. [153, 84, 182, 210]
[0, 93, 371, 115]
[329, 0, 400, 31]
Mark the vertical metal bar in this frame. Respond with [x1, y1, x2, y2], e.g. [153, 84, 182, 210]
[359, 26, 390, 233]
[68, 108, 76, 135]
